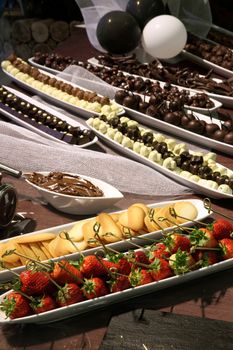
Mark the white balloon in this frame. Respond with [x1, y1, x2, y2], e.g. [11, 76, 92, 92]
[141, 15, 187, 59]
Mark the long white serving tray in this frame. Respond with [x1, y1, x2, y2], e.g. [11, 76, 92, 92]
[88, 56, 233, 108]
[120, 103, 233, 156]
[87, 121, 233, 199]
[2, 66, 124, 120]
[0, 199, 211, 282]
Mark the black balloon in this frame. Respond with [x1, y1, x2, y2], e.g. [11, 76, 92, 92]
[96, 10, 141, 55]
[126, 0, 165, 29]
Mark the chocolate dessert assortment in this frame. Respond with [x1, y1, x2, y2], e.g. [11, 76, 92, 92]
[114, 90, 233, 146]
[31, 52, 215, 110]
[0, 86, 95, 145]
[87, 114, 233, 196]
[32, 51, 233, 99]
[184, 34, 233, 71]
[94, 53, 233, 98]
[26, 172, 104, 197]
[1, 55, 123, 117]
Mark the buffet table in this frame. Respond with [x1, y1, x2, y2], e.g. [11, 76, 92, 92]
[0, 27, 233, 350]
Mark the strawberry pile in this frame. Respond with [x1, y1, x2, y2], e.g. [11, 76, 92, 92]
[0, 218, 233, 320]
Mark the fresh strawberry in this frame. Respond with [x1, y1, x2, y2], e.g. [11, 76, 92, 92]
[0, 292, 31, 319]
[20, 270, 52, 296]
[213, 219, 233, 240]
[164, 233, 191, 254]
[190, 228, 218, 248]
[129, 268, 153, 287]
[219, 238, 233, 260]
[31, 295, 56, 314]
[110, 275, 131, 293]
[193, 250, 219, 267]
[133, 250, 150, 265]
[51, 260, 83, 285]
[80, 255, 108, 278]
[104, 253, 132, 275]
[148, 243, 170, 262]
[82, 277, 109, 299]
[169, 249, 196, 275]
[150, 258, 173, 281]
[56, 283, 84, 307]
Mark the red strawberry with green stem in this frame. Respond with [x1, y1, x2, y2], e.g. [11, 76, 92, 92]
[163, 233, 191, 254]
[149, 258, 173, 281]
[129, 268, 153, 287]
[105, 253, 131, 275]
[148, 243, 170, 262]
[80, 255, 109, 278]
[31, 295, 56, 314]
[51, 260, 83, 285]
[193, 250, 219, 267]
[219, 238, 233, 260]
[109, 275, 131, 293]
[190, 228, 218, 248]
[212, 219, 233, 240]
[20, 270, 52, 296]
[82, 277, 108, 299]
[169, 248, 196, 275]
[56, 283, 84, 307]
[0, 292, 31, 319]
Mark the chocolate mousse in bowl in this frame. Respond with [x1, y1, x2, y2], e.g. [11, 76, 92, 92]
[25, 171, 123, 215]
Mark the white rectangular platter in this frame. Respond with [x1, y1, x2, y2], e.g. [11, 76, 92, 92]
[0, 199, 211, 282]
[0, 86, 98, 148]
[87, 121, 233, 199]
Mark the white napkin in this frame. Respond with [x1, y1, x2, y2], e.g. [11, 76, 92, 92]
[0, 120, 192, 196]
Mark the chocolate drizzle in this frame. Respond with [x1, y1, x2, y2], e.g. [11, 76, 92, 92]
[26, 172, 104, 197]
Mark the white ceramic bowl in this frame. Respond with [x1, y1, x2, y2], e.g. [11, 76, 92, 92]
[25, 172, 124, 215]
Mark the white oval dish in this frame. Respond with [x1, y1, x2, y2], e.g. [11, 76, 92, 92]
[25, 172, 124, 215]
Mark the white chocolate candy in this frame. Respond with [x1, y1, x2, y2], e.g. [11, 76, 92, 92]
[163, 157, 176, 170]
[121, 136, 133, 149]
[120, 116, 130, 124]
[148, 150, 162, 163]
[93, 118, 101, 129]
[153, 133, 165, 142]
[164, 138, 176, 151]
[99, 121, 107, 134]
[173, 143, 188, 155]
[180, 171, 192, 179]
[127, 120, 138, 127]
[106, 127, 116, 139]
[114, 131, 123, 143]
[140, 145, 151, 158]
[206, 180, 218, 190]
[203, 152, 217, 163]
[87, 117, 94, 126]
[218, 184, 233, 194]
[190, 175, 200, 182]
[1, 60, 11, 69]
[133, 141, 143, 154]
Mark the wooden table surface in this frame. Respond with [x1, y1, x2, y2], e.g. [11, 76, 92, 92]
[0, 27, 233, 350]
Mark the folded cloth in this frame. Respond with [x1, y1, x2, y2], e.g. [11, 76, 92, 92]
[0, 121, 192, 196]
